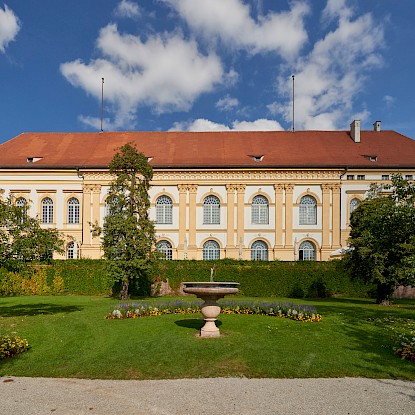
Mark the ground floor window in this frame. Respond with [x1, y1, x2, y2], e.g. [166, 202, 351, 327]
[250, 240, 268, 260]
[156, 240, 173, 260]
[299, 241, 315, 261]
[203, 240, 220, 260]
[67, 242, 78, 259]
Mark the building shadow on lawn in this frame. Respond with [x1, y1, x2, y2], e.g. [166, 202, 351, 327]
[312, 300, 415, 324]
[311, 300, 415, 378]
[0, 303, 83, 317]
[335, 318, 414, 378]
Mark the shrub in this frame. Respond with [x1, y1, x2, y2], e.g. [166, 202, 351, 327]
[0, 270, 26, 296]
[27, 267, 50, 295]
[51, 271, 65, 294]
[394, 333, 415, 362]
[0, 335, 30, 360]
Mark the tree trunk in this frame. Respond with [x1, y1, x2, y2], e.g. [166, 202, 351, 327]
[120, 279, 129, 300]
[376, 283, 394, 305]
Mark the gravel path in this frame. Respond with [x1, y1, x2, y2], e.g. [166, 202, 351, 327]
[1, 376, 414, 415]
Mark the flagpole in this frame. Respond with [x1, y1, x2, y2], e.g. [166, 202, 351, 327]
[101, 77, 104, 132]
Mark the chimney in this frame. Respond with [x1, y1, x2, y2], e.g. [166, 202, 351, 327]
[350, 119, 360, 143]
[373, 120, 381, 132]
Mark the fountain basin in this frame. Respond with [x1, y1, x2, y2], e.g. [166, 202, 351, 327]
[183, 281, 239, 338]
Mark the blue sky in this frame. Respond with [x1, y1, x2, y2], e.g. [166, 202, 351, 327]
[1, 0, 414, 143]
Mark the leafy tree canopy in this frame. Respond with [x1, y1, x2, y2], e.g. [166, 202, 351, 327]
[97, 143, 157, 299]
[0, 195, 64, 269]
[345, 174, 415, 303]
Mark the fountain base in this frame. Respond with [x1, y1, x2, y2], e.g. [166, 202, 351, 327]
[182, 282, 239, 338]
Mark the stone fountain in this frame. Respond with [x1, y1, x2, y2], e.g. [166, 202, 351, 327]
[183, 268, 239, 338]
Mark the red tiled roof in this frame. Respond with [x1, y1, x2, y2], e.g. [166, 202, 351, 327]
[0, 130, 414, 169]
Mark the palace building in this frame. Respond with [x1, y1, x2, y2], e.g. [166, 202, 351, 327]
[0, 120, 414, 261]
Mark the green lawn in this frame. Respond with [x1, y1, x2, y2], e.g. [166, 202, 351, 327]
[0, 295, 414, 380]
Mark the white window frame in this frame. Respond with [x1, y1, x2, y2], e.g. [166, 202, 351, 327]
[67, 197, 80, 224]
[42, 197, 54, 224]
[299, 196, 317, 225]
[16, 197, 28, 222]
[349, 198, 360, 218]
[156, 240, 173, 260]
[251, 240, 268, 261]
[67, 241, 78, 259]
[156, 195, 173, 224]
[299, 241, 315, 261]
[203, 195, 220, 225]
[251, 195, 269, 224]
[203, 240, 220, 260]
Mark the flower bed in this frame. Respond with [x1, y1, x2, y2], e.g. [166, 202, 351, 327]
[0, 335, 30, 360]
[106, 300, 322, 322]
[394, 332, 415, 362]
[367, 316, 415, 364]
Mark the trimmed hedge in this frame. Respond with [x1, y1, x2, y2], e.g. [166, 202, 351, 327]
[0, 259, 373, 298]
[155, 259, 373, 298]
[47, 260, 112, 295]
[0, 260, 112, 296]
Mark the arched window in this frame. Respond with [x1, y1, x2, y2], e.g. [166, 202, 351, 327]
[105, 195, 119, 217]
[251, 195, 269, 224]
[68, 197, 80, 224]
[42, 197, 54, 224]
[67, 241, 78, 259]
[16, 197, 27, 222]
[156, 195, 173, 224]
[203, 195, 220, 224]
[299, 241, 316, 261]
[203, 240, 220, 260]
[349, 198, 360, 217]
[251, 240, 268, 261]
[156, 240, 173, 260]
[299, 195, 317, 225]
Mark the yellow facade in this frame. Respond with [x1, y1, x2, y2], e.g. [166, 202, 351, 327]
[2, 167, 409, 262]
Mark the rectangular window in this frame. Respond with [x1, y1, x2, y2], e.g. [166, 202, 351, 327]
[252, 205, 269, 224]
[156, 205, 172, 224]
[203, 205, 220, 224]
[42, 206, 53, 223]
[299, 206, 317, 225]
[405, 175, 413, 181]
[357, 175, 365, 181]
[382, 175, 389, 181]
[347, 175, 354, 180]
[68, 205, 80, 224]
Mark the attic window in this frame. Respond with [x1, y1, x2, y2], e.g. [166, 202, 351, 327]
[147, 157, 153, 162]
[362, 154, 377, 162]
[27, 157, 43, 163]
[249, 155, 264, 162]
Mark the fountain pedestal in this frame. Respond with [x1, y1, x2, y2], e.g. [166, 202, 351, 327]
[182, 282, 239, 338]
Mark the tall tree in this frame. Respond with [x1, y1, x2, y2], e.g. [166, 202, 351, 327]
[0, 196, 64, 267]
[345, 175, 415, 304]
[100, 143, 157, 299]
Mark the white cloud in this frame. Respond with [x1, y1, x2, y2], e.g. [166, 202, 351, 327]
[233, 119, 284, 131]
[114, 0, 141, 19]
[164, 0, 310, 59]
[383, 95, 395, 107]
[322, 0, 353, 22]
[0, 4, 20, 53]
[170, 119, 230, 132]
[60, 24, 224, 129]
[216, 95, 239, 111]
[170, 118, 283, 132]
[274, 3, 384, 130]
